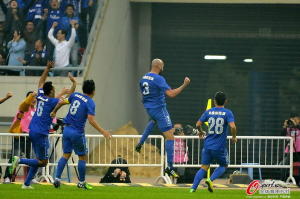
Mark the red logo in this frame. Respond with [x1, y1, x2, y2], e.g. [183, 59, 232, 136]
[246, 180, 261, 195]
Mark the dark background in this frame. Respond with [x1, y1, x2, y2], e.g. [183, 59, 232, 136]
[151, 3, 300, 136]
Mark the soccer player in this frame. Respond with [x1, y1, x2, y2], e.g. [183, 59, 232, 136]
[50, 79, 111, 190]
[135, 58, 190, 177]
[190, 91, 237, 193]
[10, 61, 76, 189]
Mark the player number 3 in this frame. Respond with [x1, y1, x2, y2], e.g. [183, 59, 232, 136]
[142, 82, 150, 95]
[70, 100, 81, 115]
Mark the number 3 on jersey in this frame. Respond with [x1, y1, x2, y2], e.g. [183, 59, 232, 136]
[142, 82, 150, 95]
[70, 100, 81, 115]
[208, 117, 224, 134]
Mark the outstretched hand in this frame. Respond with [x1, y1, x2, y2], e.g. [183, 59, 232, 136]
[6, 92, 13, 98]
[68, 72, 76, 83]
[47, 61, 54, 69]
[183, 77, 190, 86]
[102, 130, 112, 139]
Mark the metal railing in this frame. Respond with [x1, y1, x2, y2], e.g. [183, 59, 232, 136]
[0, 133, 296, 184]
[0, 133, 166, 183]
[171, 136, 296, 184]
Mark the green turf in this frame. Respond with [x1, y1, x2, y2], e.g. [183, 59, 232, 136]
[0, 184, 299, 199]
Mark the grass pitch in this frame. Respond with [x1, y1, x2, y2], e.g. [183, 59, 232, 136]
[0, 184, 299, 199]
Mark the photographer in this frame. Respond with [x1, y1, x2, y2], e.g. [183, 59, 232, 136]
[173, 123, 189, 183]
[283, 113, 300, 186]
[283, 113, 300, 161]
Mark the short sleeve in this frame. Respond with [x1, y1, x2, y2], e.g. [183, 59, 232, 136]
[52, 98, 59, 106]
[68, 93, 75, 104]
[199, 111, 208, 122]
[37, 88, 44, 97]
[157, 76, 171, 92]
[226, 111, 235, 123]
[87, 100, 96, 116]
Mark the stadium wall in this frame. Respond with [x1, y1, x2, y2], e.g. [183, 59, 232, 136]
[84, 0, 151, 133]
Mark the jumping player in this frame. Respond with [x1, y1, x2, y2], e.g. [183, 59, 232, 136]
[10, 61, 76, 189]
[136, 58, 190, 177]
[190, 91, 237, 193]
[50, 79, 111, 190]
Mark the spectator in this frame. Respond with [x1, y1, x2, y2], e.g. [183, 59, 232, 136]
[48, 21, 75, 76]
[79, 0, 97, 48]
[4, 91, 36, 183]
[60, 0, 80, 16]
[7, 30, 26, 75]
[23, 20, 44, 58]
[46, 0, 63, 60]
[19, 39, 48, 76]
[173, 123, 188, 183]
[4, 0, 24, 43]
[60, 4, 79, 66]
[26, 0, 44, 25]
[0, 22, 6, 51]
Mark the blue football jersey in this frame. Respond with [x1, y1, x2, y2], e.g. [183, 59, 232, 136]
[199, 107, 235, 150]
[139, 73, 171, 109]
[29, 88, 59, 135]
[63, 92, 95, 132]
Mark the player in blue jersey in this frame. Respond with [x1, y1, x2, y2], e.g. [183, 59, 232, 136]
[50, 79, 112, 190]
[135, 58, 190, 178]
[190, 91, 237, 193]
[10, 61, 77, 189]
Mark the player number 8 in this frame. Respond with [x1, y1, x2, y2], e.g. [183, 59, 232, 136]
[70, 100, 81, 115]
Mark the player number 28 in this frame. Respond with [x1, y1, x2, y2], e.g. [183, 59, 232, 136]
[142, 82, 150, 95]
[208, 117, 224, 134]
[70, 100, 81, 115]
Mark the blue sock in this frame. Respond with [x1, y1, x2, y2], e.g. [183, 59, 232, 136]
[139, 120, 155, 145]
[19, 158, 39, 167]
[192, 169, 207, 190]
[165, 140, 174, 169]
[55, 157, 68, 179]
[78, 160, 86, 182]
[24, 166, 38, 186]
[210, 166, 226, 181]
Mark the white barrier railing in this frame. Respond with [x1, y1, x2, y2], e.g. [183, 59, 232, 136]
[0, 133, 296, 184]
[172, 136, 296, 184]
[0, 133, 166, 183]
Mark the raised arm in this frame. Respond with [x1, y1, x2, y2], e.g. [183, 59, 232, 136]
[88, 115, 112, 139]
[229, 122, 237, 143]
[165, 77, 190, 98]
[50, 100, 69, 118]
[0, 92, 13, 104]
[48, 22, 59, 45]
[38, 61, 53, 89]
[67, 21, 76, 47]
[55, 73, 77, 99]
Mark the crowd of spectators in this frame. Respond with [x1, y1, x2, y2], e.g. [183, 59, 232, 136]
[0, 0, 99, 76]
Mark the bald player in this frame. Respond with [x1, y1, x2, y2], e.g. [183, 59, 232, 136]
[136, 58, 190, 178]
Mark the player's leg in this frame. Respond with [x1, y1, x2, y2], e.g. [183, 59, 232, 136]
[209, 149, 228, 181]
[135, 119, 155, 153]
[72, 133, 92, 189]
[191, 148, 211, 192]
[156, 107, 179, 178]
[54, 128, 73, 188]
[22, 134, 49, 189]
